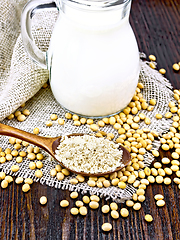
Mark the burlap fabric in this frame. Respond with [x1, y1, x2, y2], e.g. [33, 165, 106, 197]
[0, 0, 175, 202]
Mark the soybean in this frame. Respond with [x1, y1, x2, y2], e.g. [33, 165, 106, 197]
[89, 201, 99, 209]
[70, 192, 78, 199]
[71, 208, 79, 215]
[22, 183, 30, 192]
[102, 223, 112, 232]
[60, 200, 69, 207]
[40, 196, 47, 205]
[79, 206, 87, 216]
[102, 205, 110, 214]
[120, 208, 129, 217]
[145, 214, 153, 222]
[156, 199, 165, 207]
[111, 210, 119, 219]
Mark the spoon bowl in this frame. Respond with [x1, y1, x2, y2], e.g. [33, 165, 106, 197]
[0, 123, 131, 176]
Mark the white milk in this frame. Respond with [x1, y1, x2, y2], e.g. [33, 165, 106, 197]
[48, 1, 140, 117]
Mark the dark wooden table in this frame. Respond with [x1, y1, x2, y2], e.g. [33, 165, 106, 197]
[0, 0, 180, 239]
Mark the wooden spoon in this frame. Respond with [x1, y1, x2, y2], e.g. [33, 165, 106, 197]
[0, 123, 131, 176]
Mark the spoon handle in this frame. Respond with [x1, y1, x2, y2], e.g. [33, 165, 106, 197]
[0, 123, 55, 155]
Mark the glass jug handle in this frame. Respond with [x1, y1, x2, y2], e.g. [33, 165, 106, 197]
[21, 0, 57, 69]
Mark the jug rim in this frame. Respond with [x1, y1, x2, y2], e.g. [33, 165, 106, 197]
[56, 0, 131, 11]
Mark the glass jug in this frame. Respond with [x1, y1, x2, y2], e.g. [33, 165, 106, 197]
[21, 0, 140, 117]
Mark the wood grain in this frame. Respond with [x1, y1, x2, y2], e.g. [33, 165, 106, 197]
[0, 0, 180, 239]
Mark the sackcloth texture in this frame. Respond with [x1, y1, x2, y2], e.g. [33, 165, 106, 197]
[0, 0, 175, 202]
